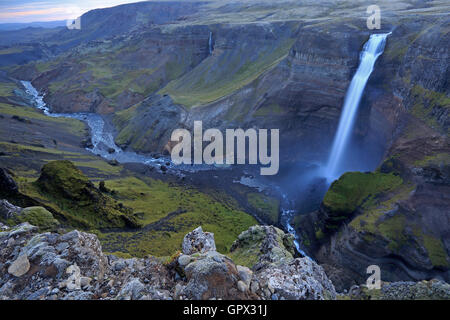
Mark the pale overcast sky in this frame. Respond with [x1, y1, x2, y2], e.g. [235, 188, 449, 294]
[0, 0, 145, 23]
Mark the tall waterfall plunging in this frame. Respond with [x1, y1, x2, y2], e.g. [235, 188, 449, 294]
[324, 33, 391, 182]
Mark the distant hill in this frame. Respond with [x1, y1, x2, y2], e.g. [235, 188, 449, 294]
[0, 21, 67, 31]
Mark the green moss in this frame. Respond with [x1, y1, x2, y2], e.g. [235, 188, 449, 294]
[0, 82, 17, 96]
[228, 246, 260, 269]
[112, 103, 139, 130]
[227, 228, 266, 268]
[410, 85, 450, 132]
[0, 102, 86, 136]
[0, 46, 29, 55]
[323, 172, 403, 214]
[254, 103, 284, 117]
[96, 177, 176, 225]
[0, 142, 80, 156]
[348, 180, 419, 254]
[161, 38, 295, 108]
[19, 161, 140, 229]
[350, 182, 414, 235]
[315, 229, 325, 240]
[247, 193, 280, 224]
[37, 160, 90, 199]
[378, 214, 408, 252]
[384, 42, 408, 63]
[422, 235, 449, 268]
[413, 153, 450, 167]
[95, 176, 257, 257]
[6, 206, 59, 231]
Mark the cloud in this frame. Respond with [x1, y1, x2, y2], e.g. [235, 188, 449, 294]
[0, 0, 143, 23]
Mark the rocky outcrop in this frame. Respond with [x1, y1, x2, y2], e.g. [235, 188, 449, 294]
[32, 160, 140, 229]
[253, 258, 336, 300]
[0, 199, 21, 220]
[229, 225, 297, 270]
[298, 117, 450, 291]
[342, 280, 450, 300]
[0, 222, 338, 300]
[0, 200, 59, 231]
[177, 250, 257, 300]
[182, 226, 216, 255]
[0, 168, 18, 196]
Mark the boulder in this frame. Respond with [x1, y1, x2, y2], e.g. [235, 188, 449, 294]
[8, 254, 30, 277]
[252, 257, 336, 300]
[182, 226, 216, 255]
[181, 251, 256, 300]
[0, 199, 22, 220]
[0, 168, 18, 195]
[229, 225, 296, 270]
[343, 279, 450, 300]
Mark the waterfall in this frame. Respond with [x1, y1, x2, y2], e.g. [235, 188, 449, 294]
[325, 33, 391, 182]
[208, 31, 213, 54]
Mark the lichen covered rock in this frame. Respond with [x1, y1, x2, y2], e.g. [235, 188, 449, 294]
[178, 250, 256, 300]
[252, 258, 336, 300]
[182, 226, 216, 255]
[229, 225, 296, 270]
[343, 280, 450, 300]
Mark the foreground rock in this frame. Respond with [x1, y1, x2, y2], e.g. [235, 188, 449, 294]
[253, 258, 336, 300]
[1, 200, 59, 232]
[0, 223, 173, 300]
[0, 222, 337, 300]
[343, 280, 450, 300]
[229, 225, 297, 270]
[182, 226, 216, 255]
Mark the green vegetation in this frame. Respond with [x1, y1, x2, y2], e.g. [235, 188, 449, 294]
[350, 182, 413, 234]
[161, 38, 295, 108]
[348, 180, 425, 255]
[0, 46, 30, 55]
[19, 160, 140, 229]
[228, 227, 267, 268]
[253, 103, 284, 117]
[323, 171, 403, 214]
[0, 82, 16, 96]
[247, 193, 280, 225]
[228, 244, 260, 268]
[413, 153, 450, 167]
[422, 235, 449, 268]
[97, 176, 257, 257]
[410, 84, 450, 133]
[5, 206, 59, 231]
[0, 102, 86, 136]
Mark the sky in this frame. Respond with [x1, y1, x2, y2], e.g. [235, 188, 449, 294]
[0, 0, 144, 23]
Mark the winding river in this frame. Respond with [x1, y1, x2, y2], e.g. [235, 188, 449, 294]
[21, 80, 222, 173]
[20, 80, 310, 257]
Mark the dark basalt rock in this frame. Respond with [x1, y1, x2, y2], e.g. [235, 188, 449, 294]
[0, 168, 18, 196]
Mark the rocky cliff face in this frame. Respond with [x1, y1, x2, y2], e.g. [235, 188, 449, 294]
[297, 116, 449, 291]
[5, 2, 446, 165]
[293, 14, 450, 291]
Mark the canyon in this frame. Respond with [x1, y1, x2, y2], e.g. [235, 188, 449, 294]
[0, 0, 449, 296]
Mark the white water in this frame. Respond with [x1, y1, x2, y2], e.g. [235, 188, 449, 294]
[325, 33, 391, 182]
[21, 80, 226, 172]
